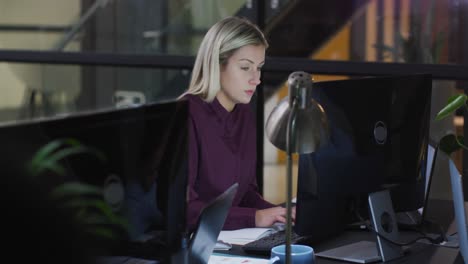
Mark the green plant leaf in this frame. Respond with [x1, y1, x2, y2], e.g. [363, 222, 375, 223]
[58, 196, 129, 235]
[436, 94, 467, 121]
[54, 195, 104, 210]
[439, 134, 466, 155]
[26, 138, 127, 242]
[30, 138, 80, 164]
[81, 213, 128, 228]
[60, 199, 115, 219]
[34, 146, 102, 175]
[28, 138, 106, 177]
[50, 182, 103, 198]
[84, 226, 120, 240]
[32, 145, 94, 176]
[32, 161, 66, 176]
[29, 138, 80, 176]
[29, 140, 65, 169]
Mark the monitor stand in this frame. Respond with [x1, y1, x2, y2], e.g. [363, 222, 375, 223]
[443, 233, 462, 248]
[316, 189, 404, 263]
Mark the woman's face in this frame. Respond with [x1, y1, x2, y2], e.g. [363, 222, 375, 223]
[217, 44, 265, 112]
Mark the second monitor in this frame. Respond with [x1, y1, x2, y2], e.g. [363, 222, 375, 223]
[295, 74, 432, 243]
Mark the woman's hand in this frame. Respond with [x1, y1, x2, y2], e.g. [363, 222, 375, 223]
[255, 206, 296, 227]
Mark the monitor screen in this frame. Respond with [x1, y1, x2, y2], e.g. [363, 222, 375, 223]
[0, 100, 189, 263]
[295, 74, 432, 241]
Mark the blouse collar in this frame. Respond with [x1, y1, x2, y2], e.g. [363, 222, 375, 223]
[211, 96, 234, 122]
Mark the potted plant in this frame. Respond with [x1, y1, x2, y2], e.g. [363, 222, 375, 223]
[436, 93, 467, 155]
[27, 138, 129, 259]
[29, 138, 128, 238]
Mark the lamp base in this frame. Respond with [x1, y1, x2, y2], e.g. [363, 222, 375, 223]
[315, 241, 381, 263]
[315, 190, 404, 263]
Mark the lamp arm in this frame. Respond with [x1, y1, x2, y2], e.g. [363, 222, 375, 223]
[285, 98, 298, 264]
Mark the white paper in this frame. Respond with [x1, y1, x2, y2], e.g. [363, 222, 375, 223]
[214, 240, 232, 250]
[217, 227, 274, 245]
[209, 254, 269, 264]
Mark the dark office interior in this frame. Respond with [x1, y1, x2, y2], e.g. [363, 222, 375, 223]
[0, 0, 467, 263]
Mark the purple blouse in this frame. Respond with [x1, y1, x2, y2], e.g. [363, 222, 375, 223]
[186, 94, 274, 231]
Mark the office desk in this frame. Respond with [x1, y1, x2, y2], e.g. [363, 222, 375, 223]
[215, 229, 463, 263]
[214, 199, 467, 263]
[311, 230, 462, 263]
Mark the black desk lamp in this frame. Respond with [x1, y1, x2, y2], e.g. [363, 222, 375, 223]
[265, 72, 329, 264]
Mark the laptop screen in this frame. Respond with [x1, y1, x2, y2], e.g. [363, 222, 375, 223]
[448, 157, 468, 262]
[189, 183, 238, 264]
[423, 146, 459, 234]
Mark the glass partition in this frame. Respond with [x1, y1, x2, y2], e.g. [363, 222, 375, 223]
[264, 0, 467, 67]
[1, 0, 466, 66]
[0, 0, 250, 55]
[347, 0, 466, 66]
[0, 62, 190, 124]
[0, 0, 466, 197]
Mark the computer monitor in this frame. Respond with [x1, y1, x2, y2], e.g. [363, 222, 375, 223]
[0, 99, 189, 263]
[295, 74, 432, 242]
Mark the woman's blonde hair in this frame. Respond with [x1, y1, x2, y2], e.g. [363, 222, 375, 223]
[179, 16, 268, 102]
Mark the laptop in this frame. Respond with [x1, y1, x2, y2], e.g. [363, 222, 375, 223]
[419, 142, 467, 242]
[315, 173, 467, 264]
[448, 158, 468, 262]
[411, 141, 441, 228]
[98, 183, 238, 264]
[389, 142, 440, 231]
[188, 183, 239, 264]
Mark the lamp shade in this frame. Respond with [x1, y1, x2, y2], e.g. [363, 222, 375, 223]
[265, 72, 329, 154]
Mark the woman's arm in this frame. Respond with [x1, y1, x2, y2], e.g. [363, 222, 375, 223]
[219, 175, 278, 230]
[241, 181, 276, 209]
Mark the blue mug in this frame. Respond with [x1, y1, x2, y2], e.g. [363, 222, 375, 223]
[269, 244, 315, 264]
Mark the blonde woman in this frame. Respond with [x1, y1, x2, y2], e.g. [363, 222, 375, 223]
[180, 16, 294, 231]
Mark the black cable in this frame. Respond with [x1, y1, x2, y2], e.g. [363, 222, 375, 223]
[421, 218, 448, 241]
[367, 222, 441, 246]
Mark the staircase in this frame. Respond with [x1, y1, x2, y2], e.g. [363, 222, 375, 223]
[261, 0, 370, 96]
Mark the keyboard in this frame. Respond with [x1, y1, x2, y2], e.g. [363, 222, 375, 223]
[241, 230, 306, 255]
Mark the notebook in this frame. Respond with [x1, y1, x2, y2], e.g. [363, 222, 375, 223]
[188, 183, 239, 264]
[217, 227, 278, 246]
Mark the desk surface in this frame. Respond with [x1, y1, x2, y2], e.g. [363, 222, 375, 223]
[216, 229, 463, 263]
[312, 230, 462, 263]
[214, 199, 467, 263]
